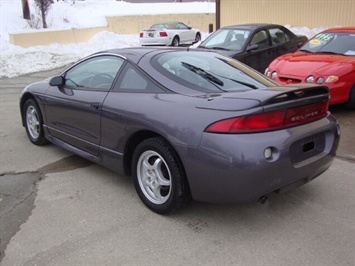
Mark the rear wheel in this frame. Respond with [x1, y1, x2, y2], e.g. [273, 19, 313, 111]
[171, 36, 179, 47]
[23, 99, 48, 145]
[132, 137, 190, 214]
[345, 84, 355, 109]
[194, 33, 201, 43]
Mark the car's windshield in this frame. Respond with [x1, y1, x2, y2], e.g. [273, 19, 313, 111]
[199, 29, 251, 51]
[152, 51, 276, 93]
[300, 32, 355, 56]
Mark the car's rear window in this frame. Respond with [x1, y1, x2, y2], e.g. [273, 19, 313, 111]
[151, 51, 275, 93]
[151, 23, 175, 29]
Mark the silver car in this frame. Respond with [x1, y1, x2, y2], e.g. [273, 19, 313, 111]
[20, 47, 340, 214]
[139, 21, 201, 46]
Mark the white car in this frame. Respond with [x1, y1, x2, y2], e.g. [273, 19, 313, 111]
[139, 21, 201, 47]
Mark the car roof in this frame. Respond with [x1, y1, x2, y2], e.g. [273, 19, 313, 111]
[95, 47, 191, 64]
[153, 21, 182, 24]
[94, 47, 154, 63]
[322, 27, 355, 33]
[151, 22, 186, 27]
[220, 23, 283, 30]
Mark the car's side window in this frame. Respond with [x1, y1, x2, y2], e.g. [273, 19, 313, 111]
[113, 64, 164, 93]
[270, 28, 290, 44]
[64, 55, 124, 91]
[250, 30, 270, 49]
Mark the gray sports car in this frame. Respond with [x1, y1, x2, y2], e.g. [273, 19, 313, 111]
[20, 47, 340, 214]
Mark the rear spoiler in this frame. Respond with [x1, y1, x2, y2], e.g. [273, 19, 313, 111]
[265, 85, 328, 103]
[196, 85, 330, 112]
[235, 85, 329, 106]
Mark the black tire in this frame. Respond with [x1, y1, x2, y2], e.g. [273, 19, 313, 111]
[23, 99, 48, 145]
[132, 137, 190, 214]
[171, 36, 179, 47]
[345, 84, 355, 109]
[194, 33, 201, 43]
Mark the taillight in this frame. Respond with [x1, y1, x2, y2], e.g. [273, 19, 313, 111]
[139, 33, 143, 38]
[284, 101, 328, 127]
[205, 101, 328, 134]
[159, 31, 168, 37]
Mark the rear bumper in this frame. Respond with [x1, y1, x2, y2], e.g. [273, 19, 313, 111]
[177, 114, 340, 203]
[139, 37, 171, 46]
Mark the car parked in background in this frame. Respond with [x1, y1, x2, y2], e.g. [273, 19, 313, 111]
[198, 23, 308, 73]
[265, 27, 355, 109]
[139, 21, 201, 47]
[20, 47, 339, 214]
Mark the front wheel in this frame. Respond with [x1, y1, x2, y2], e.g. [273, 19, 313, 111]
[345, 84, 355, 109]
[132, 137, 190, 214]
[23, 99, 48, 145]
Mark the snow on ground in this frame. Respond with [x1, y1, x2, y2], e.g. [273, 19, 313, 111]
[0, 0, 328, 78]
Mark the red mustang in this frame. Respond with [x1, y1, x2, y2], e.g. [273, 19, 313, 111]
[265, 27, 355, 109]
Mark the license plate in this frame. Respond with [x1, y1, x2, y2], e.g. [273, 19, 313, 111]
[290, 133, 325, 165]
[148, 33, 154, 37]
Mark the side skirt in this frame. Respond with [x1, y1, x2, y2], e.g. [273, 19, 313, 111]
[43, 127, 126, 175]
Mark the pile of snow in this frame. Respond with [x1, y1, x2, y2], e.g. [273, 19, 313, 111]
[1, 31, 145, 78]
[0, 0, 329, 78]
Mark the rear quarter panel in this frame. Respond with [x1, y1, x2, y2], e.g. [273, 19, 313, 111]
[182, 113, 339, 203]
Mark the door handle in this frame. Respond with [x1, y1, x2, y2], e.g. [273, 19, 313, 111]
[90, 103, 101, 111]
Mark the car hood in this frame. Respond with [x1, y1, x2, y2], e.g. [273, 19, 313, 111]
[194, 85, 329, 111]
[272, 52, 355, 76]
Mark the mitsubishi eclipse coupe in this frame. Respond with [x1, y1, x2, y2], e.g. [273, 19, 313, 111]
[265, 27, 355, 109]
[20, 47, 340, 214]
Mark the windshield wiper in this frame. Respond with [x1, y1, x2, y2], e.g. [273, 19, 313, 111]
[224, 77, 258, 90]
[205, 70, 259, 90]
[181, 62, 258, 90]
[299, 49, 313, 53]
[199, 45, 229, 51]
[319, 51, 343, 55]
[210, 46, 230, 51]
[300, 49, 342, 56]
[181, 62, 225, 87]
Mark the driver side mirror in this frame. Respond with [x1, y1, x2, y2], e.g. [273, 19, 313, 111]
[246, 44, 259, 52]
[49, 76, 64, 87]
[297, 42, 305, 48]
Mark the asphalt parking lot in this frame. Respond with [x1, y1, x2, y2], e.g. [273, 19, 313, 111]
[0, 69, 354, 265]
